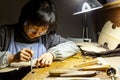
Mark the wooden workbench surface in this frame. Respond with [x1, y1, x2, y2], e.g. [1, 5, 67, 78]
[22, 53, 114, 80]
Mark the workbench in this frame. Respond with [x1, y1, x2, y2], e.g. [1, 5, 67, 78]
[22, 53, 120, 80]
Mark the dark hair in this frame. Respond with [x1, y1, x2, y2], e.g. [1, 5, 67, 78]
[19, 0, 57, 34]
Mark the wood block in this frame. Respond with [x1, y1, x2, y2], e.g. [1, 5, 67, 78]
[60, 71, 96, 77]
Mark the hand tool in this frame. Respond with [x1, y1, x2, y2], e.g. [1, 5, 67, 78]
[107, 67, 117, 80]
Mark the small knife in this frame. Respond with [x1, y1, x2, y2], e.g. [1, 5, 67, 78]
[30, 58, 33, 71]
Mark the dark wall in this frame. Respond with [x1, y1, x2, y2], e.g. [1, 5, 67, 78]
[52, 0, 97, 41]
[0, 0, 29, 25]
[98, 0, 107, 4]
[52, 0, 85, 38]
[0, 0, 99, 42]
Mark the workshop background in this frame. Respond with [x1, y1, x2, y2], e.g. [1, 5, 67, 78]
[0, 0, 118, 42]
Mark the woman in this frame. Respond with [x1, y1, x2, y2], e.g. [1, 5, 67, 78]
[0, 0, 79, 69]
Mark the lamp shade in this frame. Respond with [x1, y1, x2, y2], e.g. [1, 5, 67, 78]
[73, 0, 103, 15]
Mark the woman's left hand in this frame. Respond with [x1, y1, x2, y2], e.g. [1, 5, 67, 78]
[35, 52, 54, 67]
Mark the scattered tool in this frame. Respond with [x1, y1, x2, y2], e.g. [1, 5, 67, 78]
[49, 69, 74, 77]
[74, 58, 98, 68]
[49, 69, 97, 77]
[107, 67, 117, 80]
[74, 57, 110, 71]
[30, 58, 33, 71]
[76, 64, 110, 71]
[60, 70, 96, 77]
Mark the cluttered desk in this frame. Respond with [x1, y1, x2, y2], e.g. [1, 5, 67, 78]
[0, 51, 119, 80]
[21, 53, 119, 80]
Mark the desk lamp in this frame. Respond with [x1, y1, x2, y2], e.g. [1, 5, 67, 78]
[73, 0, 103, 42]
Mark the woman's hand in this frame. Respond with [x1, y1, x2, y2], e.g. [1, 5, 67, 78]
[35, 52, 54, 67]
[11, 48, 34, 62]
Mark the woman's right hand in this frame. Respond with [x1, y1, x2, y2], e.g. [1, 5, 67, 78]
[10, 48, 34, 62]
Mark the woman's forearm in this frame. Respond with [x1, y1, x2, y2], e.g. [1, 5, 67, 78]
[48, 41, 80, 60]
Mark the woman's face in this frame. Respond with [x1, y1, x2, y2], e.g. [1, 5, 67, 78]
[24, 22, 48, 39]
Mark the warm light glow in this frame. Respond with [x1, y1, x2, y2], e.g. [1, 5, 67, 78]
[73, 0, 103, 15]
